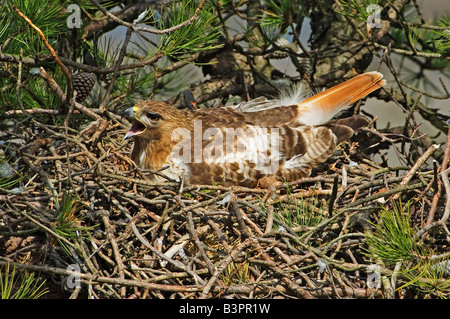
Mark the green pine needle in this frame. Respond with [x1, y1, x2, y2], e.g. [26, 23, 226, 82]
[365, 200, 422, 267]
[158, 0, 222, 58]
[51, 192, 97, 254]
[0, 263, 48, 299]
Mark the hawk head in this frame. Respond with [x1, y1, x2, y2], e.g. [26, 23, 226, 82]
[122, 100, 191, 141]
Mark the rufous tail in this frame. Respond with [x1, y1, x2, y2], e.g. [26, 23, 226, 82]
[296, 72, 386, 125]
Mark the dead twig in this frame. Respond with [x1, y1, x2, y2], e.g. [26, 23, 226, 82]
[392, 144, 440, 200]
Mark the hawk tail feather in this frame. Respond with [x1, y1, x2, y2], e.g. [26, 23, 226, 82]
[296, 72, 386, 126]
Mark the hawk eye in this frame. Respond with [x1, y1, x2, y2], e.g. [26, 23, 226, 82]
[146, 112, 161, 121]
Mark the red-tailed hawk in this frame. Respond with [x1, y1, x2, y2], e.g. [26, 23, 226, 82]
[123, 72, 386, 187]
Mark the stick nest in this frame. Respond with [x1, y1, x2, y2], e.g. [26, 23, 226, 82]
[0, 113, 449, 299]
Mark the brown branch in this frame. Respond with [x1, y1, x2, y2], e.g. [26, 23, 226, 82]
[82, 3, 151, 40]
[89, 0, 207, 35]
[392, 144, 440, 200]
[101, 213, 126, 297]
[423, 127, 450, 230]
[0, 258, 202, 293]
[0, 51, 163, 74]
[186, 211, 215, 274]
[12, 5, 72, 109]
[378, 91, 449, 133]
[416, 166, 450, 238]
[199, 238, 253, 298]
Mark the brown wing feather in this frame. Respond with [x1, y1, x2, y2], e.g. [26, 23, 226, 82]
[326, 115, 370, 144]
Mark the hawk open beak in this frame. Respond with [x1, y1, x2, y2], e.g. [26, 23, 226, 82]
[122, 107, 146, 140]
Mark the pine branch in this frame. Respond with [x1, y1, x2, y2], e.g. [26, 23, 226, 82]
[12, 5, 72, 111]
[0, 52, 163, 74]
[89, 0, 207, 34]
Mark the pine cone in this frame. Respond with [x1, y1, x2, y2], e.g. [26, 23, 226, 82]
[73, 72, 96, 102]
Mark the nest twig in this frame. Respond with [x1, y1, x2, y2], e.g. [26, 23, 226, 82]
[0, 105, 449, 299]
